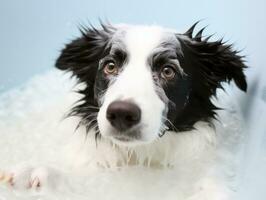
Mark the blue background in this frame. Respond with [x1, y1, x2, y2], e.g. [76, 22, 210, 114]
[0, 0, 265, 91]
[0, 0, 265, 199]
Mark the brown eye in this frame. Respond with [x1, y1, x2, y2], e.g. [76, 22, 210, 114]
[104, 61, 118, 75]
[161, 66, 176, 80]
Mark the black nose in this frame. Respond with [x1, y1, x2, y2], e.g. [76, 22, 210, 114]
[106, 101, 141, 131]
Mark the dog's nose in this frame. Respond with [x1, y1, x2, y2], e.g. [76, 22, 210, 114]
[106, 101, 141, 131]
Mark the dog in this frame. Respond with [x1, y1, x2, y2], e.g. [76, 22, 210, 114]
[0, 22, 247, 199]
[56, 21, 246, 141]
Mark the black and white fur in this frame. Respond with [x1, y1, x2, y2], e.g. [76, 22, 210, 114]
[56, 22, 246, 146]
[0, 22, 247, 199]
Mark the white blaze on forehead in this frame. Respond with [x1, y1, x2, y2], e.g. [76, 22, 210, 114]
[109, 25, 165, 101]
[124, 25, 165, 64]
[97, 25, 168, 144]
[105, 25, 168, 100]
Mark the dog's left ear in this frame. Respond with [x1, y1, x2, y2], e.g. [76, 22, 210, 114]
[177, 23, 247, 93]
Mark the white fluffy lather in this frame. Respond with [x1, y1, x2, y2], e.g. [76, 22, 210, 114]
[0, 70, 245, 200]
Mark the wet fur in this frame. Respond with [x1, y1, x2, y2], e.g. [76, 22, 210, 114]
[56, 22, 247, 137]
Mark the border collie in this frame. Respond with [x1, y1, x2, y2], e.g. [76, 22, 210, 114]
[57, 22, 246, 142]
[0, 22, 247, 199]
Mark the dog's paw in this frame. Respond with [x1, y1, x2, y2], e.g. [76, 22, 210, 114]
[0, 165, 58, 190]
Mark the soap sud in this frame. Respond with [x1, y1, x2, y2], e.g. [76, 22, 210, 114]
[0, 70, 246, 200]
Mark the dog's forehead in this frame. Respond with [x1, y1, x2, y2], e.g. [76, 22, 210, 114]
[111, 25, 179, 59]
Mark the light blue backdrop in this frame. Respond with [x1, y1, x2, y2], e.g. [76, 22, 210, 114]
[0, 1, 265, 199]
[1, 0, 265, 91]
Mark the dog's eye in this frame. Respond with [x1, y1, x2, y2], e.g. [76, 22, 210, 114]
[161, 66, 176, 80]
[104, 61, 119, 75]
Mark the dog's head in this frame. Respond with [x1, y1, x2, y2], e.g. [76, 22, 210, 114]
[56, 22, 247, 146]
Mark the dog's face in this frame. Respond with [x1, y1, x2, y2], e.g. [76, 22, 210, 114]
[95, 26, 188, 145]
[56, 23, 247, 146]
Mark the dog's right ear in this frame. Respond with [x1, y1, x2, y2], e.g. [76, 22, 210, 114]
[55, 24, 114, 82]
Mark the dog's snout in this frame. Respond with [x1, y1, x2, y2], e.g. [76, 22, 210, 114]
[106, 101, 141, 131]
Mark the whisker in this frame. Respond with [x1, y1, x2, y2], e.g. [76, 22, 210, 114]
[83, 105, 99, 110]
[84, 113, 98, 120]
[162, 116, 178, 132]
[158, 124, 169, 137]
